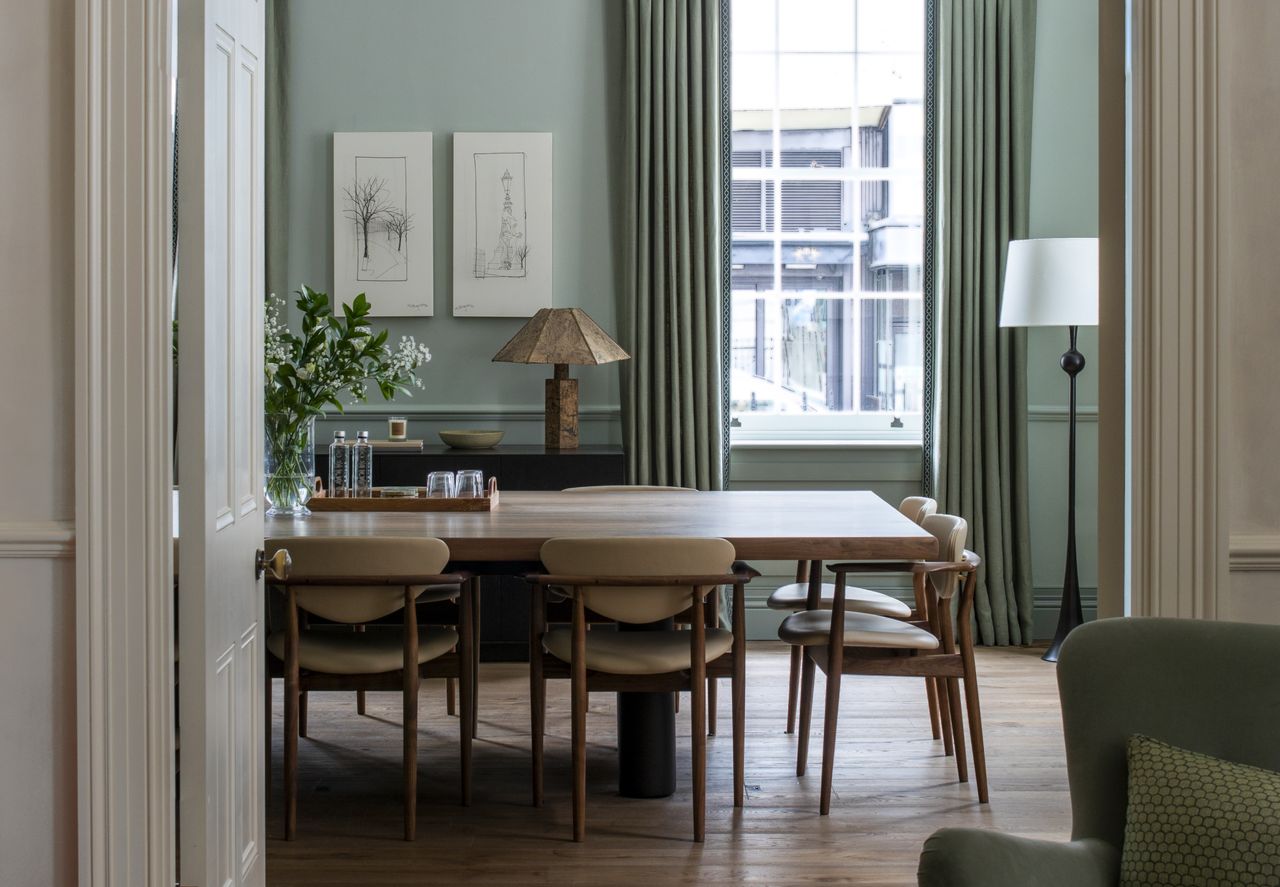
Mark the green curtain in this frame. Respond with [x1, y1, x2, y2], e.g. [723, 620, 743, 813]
[935, 0, 1037, 645]
[265, 0, 289, 301]
[621, 0, 725, 490]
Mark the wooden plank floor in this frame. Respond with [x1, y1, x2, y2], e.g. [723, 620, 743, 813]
[267, 643, 1070, 886]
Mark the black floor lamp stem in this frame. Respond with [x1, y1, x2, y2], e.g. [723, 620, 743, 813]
[1045, 324, 1085, 663]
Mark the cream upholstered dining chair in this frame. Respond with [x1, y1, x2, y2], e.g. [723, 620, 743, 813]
[527, 537, 752, 842]
[562, 484, 730, 733]
[767, 495, 940, 737]
[264, 536, 474, 841]
[779, 513, 986, 814]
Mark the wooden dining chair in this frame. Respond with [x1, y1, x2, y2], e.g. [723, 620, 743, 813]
[561, 484, 727, 733]
[527, 537, 752, 842]
[264, 536, 475, 841]
[768, 495, 940, 738]
[779, 513, 986, 814]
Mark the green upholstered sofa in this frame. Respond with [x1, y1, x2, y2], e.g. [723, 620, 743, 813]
[917, 617, 1280, 887]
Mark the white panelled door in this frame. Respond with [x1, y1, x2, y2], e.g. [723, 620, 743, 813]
[177, 0, 267, 884]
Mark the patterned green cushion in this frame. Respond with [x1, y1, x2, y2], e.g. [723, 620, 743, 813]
[1120, 735, 1280, 886]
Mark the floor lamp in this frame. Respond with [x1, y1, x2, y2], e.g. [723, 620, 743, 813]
[999, 238, 1099, 663]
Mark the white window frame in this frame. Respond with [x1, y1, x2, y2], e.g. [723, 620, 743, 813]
[727, 0, 926, 445]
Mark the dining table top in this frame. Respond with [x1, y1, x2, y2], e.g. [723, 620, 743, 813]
[264, 489, 938, 563]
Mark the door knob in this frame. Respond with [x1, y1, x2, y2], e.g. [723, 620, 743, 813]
[256, 548, 291, 581]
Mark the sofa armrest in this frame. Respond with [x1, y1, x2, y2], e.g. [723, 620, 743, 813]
[917, 829, 1118, 887]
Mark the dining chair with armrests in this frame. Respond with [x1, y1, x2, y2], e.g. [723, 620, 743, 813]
[264, 536, 475, 841]
[780, 513, 985, 813]
[527, 537, 753, 842]
[768, 496, 941, 738]
[561, 485, 729, 733]
[917, 617, 1280, 887]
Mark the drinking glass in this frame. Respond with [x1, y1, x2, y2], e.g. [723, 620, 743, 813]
[455, 469, 484, 498]
[426, 471, 455, 498]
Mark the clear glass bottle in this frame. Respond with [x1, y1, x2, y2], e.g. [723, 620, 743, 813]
[352, 430, 374, 496]
[328, 430, 350, 497]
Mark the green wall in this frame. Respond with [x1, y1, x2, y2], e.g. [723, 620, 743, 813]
[276, 0, 625, 446]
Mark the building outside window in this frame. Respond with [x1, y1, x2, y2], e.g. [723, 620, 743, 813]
[730, 0, 926, 441]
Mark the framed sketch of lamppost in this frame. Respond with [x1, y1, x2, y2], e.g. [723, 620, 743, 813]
[332, 131, 434, 316]
[452, 132, 553, 317]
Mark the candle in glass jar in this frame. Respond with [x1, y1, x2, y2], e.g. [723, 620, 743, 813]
[388, 416, 408, 441]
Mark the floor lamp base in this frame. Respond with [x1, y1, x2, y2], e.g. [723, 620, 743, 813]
[1042, 587, 1084, 663]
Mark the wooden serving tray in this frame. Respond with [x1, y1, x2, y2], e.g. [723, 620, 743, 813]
[309, 477, 499, 512]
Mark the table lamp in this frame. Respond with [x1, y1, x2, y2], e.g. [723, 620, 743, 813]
[999, 237, 1099, 662]
[492, 307, 630, 449]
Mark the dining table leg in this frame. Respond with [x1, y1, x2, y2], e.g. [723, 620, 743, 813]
[616, 618, 677, 798]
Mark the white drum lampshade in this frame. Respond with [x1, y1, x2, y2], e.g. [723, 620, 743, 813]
[999, 238, 1099, 328]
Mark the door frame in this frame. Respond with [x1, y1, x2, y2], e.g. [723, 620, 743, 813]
[75, 0, 177, 884]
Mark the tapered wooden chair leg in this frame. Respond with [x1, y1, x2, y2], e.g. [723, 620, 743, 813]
[402, 587, 420, 841]
[446, 677, 457, 717]
[961, 654, 988, 802]
[796, 650, 817, 777]
[298, 690, 308, 738]
[947, 677, 968, 783]
[935, 677, 954, 755]
[459, 583, 475, 807]
[471, 581, 481, 737]
[570, 594, 587, 843]
[732, 583, 747, 808]
[707, 677, 717, 736]
[690, 591, 707, 842]
[818, 660, 842, 815]
[284, 587, 300, 841]
[356, 690, 366, 716]
[924, 678, 941, 740]
[529, 588, 546, 808]
[785, 644, 801, 734]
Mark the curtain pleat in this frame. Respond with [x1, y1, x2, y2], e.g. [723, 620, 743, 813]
[623, 0, 724, 490]
[937, 0, 1037, 645]
[264, 0, 289, 300]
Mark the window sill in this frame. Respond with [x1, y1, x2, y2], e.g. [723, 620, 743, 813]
[730, 438, 923, 450]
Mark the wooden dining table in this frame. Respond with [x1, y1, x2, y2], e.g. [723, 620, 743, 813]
[265, 489, 938, 798]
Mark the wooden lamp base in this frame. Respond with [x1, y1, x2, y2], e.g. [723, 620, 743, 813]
[545, 363, 579, 449]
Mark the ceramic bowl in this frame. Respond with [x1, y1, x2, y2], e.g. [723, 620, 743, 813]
[438, 429, 505, 449]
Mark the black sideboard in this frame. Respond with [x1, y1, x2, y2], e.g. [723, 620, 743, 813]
[314, 444, 625, 660]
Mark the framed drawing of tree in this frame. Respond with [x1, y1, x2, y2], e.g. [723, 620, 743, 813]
[452, 132, 553, 317]
[332, 132, 434, 316]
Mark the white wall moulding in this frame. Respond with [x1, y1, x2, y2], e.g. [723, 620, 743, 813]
[317, 405, 622, 422]
[75, 0, 175, 884]
[1128, 0, 1227, 620]
[1228, 535, 1280, 572]
[0, 521, 75, 558]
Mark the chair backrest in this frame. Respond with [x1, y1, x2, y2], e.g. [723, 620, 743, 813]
[898, 495, 938, 524]
[539, 536, 735, 624]
[562, 485, 698, 493]
[265, 536, 450, 624]
[920, 513, 967, 597]
[1057, 617, 1280, 852]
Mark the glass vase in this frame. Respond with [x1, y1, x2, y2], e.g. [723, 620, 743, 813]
[264, 413, 316, 516]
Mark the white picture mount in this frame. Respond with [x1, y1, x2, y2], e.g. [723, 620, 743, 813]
[333, 131, 434, 316]
[452, 132, 553, 317]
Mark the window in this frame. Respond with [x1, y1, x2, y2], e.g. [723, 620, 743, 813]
[729, 0, 927, 442]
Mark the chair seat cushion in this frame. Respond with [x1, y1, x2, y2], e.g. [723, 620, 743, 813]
[777, 610, 939, 650]
[1120, 735, 1280, 887]
[542, 627, 734, 675]
[417, 583, 461, 604]
[765, 582, 912, 618]
[267, 625, 458, 675]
